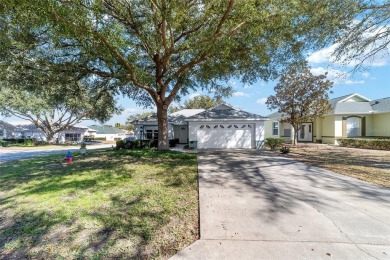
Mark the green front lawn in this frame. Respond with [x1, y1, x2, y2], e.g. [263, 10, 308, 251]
[0, 149, 198, 259]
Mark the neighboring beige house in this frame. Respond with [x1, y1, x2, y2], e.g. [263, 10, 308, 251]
[265, 93, 390, 144]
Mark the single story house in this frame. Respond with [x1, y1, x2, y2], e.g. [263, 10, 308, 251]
[87, 125, 127, 141]
[265, 93, 390, 144]
[0, 122, 90, 143]
[133, 104, 267, 149]
[0, 120, 17, 139]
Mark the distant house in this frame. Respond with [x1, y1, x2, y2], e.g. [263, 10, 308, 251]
[0, 121, 17, 139]
[13, 124, 89, 143]
[87, 125, 127, 141]
[265, 93, 390, 144]
[133, 104, 267, 149]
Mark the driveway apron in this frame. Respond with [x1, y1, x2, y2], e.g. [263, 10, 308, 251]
[171, 150, 390, 260]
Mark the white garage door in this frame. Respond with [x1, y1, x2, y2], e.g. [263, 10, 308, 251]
[197, 124, 254, 149]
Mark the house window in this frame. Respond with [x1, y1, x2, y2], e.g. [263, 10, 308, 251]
[220, 125, 224, 128]
[213, 125, 218, 128]
[228, 125, 232, 128]
[241, 125, 246, 128]
[347, 117, 360, 137]
[65, 133, 81, 142]
[272, 122, 279, 136]
[200, 125, 204, 129]
[248, 125, 252, 128]
[146, 130, 158, 140]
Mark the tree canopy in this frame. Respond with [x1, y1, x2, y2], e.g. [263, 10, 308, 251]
[0, 0, 360, 150]
[266, 63, 333, 145]
[182, 95, 223, 110]
[0, 78, 120, 142]
[333, 0, 390, 68]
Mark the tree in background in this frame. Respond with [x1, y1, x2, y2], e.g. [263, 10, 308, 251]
[0, 72, 120, 142]
[266, 63, 333, 145]
[334, 1, 390, 69]
[182, 95, 223, 110]
[1, 0, 360, 150]
[169, 95, 225, 113]
[125, 112, 155, 125]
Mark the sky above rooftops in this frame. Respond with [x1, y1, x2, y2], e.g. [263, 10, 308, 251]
[2, 42, 389, 126]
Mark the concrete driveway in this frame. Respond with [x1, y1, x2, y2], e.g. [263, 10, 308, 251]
[172, 150, 390, 260]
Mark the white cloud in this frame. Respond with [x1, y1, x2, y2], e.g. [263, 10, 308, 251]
[123, 107, 153, 115]
[243, 84, 253, 89]
[188, 92, 202, 99]
[256, 98, 268, 105]
[360, 72, 370, 78]
[233, 92, 250, 97]
[307, 44, 338, 64]
[307, 25, 390, 68]
[343, 80, 365, 85]
[310, 67, 347, 84]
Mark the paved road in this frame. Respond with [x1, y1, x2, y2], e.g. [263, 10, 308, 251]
[172, 150, 390, 260]
[0, 144, 114, 163]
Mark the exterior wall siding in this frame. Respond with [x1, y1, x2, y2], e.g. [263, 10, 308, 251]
[371, 113, 390, 137]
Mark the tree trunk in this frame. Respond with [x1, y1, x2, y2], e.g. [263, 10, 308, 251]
[291, 125, 298, 146]
[45, 131, 56, 144]
[156, 104, 169, 151]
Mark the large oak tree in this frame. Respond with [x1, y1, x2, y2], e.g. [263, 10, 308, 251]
[0, 0, 359, 150]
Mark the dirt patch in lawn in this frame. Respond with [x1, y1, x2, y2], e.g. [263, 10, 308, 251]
[284, 144, 390, 188]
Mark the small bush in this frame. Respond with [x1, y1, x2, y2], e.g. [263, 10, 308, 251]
[116, 139, 162, 150]
[83, 135, 95, 141]
[265, 137, 284, 151]
[116, 140, 125, 150]
[0, 140, 9, 147]
[337, 138, 390, 150]
[280, 146, 290, 154]
[33, 141, 48, 146]
[169, 140, 176, 147]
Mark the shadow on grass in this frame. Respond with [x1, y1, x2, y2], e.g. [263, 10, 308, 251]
[0, 149, 198, 259]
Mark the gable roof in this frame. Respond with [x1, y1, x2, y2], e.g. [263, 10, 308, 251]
[132, 109, 205, 124]
[370, 97, 390, 112]
[0, 120, 16, 130]
[87, 125, 126, 134]
[186, 104, 266, 121]
[267, 93, 389, 118]
[170, 109, 205, 118]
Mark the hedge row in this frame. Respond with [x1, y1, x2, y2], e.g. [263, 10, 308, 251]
[116, 139, 176, 150]
[337, 138, 390, 150]
[83, 136, 107, 141]
[0, 139, 48, 147]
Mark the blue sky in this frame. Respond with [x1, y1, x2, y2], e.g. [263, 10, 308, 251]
[2, 43, 389, 126]
[99, 43, 390, 126]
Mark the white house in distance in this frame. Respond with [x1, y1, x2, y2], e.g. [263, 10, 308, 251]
[133, 104, 267, 149]
[87, 125, 127, 141]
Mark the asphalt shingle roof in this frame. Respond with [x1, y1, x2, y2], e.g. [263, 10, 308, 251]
[88, 125, 126, 134]
[370, 97, 390, 112]
[187, 104, 266, 120]
[268, 93, 390, 117]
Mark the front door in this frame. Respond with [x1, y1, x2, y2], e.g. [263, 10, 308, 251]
[298, 123, 313, 142]
[179, 126, 188, 144]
